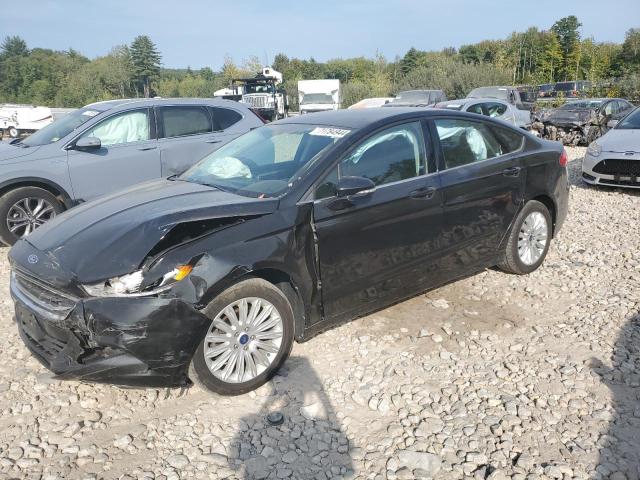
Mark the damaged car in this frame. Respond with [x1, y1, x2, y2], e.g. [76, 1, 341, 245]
[0, 98, 263, 246]
[531, 98, 634, 146]
[582, 106, 640, 188]
[434, 98, 532, 129]
[10, 108, 569, 395]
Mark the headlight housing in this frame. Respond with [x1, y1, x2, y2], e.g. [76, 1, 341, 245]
[83, 264, 193, 297]
[587, 141, 602, 157]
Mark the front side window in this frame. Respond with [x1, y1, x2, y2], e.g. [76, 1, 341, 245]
[435, 119, 505, 168]
[315, 122, 426, 199]
[81, 109, 150, 146]
[340, 122, 426, 186]
[159, 106, 212, 138]
[181, 124, 349, 197]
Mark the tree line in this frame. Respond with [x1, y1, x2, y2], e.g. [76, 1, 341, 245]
[0, 16, 639, 110]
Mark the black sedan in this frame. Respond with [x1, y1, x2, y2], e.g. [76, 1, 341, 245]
[9, 108, 569, 395]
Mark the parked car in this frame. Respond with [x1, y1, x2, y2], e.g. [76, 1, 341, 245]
[0, 98, 263, 245]
[582, 107, 640, 188]
[537, 83, 555, 98]
[10, 108, 569, 395]
[552, 80, 591, 98]
[348, 97, 394, 109]
[385, 90, 447, 107]
[434, 98, 531, 129]
[531, 98, 635, 145]
[466, 86, 533, 111]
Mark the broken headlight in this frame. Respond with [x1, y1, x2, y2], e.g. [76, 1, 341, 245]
[82, 265, 193, 297]
[587, 141, 602, 157]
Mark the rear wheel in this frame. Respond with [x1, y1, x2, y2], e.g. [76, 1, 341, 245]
[8, 126, 18, 138]
[189, 278, 294, 395]
[0, 187, 64, 246]
[498, 200, 552, 275]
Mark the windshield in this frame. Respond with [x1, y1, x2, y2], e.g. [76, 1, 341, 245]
[559, 100, 602, 110]
[301, 93, 334, 105]
[21, 108, 101, 147]
[468, 87, 509, 100]
[392, 91, 430, 104]
[244, 83, 275, 94]
[618, 108, 640, 129]
[180, 124, 350, 197]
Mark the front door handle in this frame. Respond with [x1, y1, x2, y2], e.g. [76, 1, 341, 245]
[206, 139, 222, 144]
[409, 186, 436, 199]
[137, 146, 158, 151]
[502, 166, 521, 177]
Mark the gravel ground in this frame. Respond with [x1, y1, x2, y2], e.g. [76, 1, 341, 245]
[1, 146, 639, 480]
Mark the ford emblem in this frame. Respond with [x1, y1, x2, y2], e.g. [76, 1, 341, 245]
[27, 254, 39, 264]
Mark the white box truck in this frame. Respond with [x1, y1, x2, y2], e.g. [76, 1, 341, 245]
[298, 79, 341, 114]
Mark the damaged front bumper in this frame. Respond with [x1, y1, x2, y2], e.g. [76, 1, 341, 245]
[11, 270, 211, 387]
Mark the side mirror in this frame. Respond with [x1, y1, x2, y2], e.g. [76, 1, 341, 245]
[336, 176, 375, 197]
[74, 137, 101, 151]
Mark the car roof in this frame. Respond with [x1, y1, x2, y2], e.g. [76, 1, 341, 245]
[441, 98, 508, 106]
[83, 97, 248, 112]
[275, 107, 433, 129]
[275, 107, 524, 130]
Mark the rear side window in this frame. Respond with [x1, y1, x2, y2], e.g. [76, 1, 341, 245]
[490, 125, 524, 152]
[435, 119, 505, 168]
[210, 107, 243, 130]
[159, 106, 212, 138]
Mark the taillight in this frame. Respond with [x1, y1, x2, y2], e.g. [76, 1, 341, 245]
[559, 149, 568, 167]
[250, 108, 267, 124]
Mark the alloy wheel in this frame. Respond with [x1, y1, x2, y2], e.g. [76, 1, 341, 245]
[517, 211, 548, 266]
[203, 297, 283, 383]
[7, 197, 57, 237]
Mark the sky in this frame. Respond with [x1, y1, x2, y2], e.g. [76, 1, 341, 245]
[1, 0, 638, 69]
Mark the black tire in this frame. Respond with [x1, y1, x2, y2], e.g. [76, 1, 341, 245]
[498, 200, 552, 275]
[8, 126, 19, 138]
[189, 278, 295, 395]
[0, 187, 65, 246]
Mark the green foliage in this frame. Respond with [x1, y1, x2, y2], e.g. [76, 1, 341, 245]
[0, 18, 638, 110]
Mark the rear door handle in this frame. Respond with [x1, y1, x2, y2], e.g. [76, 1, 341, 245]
[137, 146, 158, 151]
[409, 186, 436, 199]
[502, 166, 521, 177]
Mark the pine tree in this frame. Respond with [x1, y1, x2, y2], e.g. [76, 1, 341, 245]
[129, 35, 161, 98]
[0, 36, 28, 57]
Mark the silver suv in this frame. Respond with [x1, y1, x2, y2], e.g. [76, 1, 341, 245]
[0, 98, 263, 245]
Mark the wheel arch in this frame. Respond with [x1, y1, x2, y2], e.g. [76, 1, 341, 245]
[245, 267, 307, 341]
[528, 193, 557, 237]
[0, 178, 74, 209]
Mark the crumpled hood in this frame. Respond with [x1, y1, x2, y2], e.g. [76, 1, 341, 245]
[598, 128, 640, 153]
[20, 179, 278, 283]
[0, 141, 41, 161]
[538, 108, 596, 126]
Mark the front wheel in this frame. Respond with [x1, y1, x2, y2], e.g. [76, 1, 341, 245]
[0, 187, 65, 246]
[498, 200, 552, 275]
[189, 278, 294, 395]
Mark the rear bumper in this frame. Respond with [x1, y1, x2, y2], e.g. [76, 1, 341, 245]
[11, 272, 211, 387]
